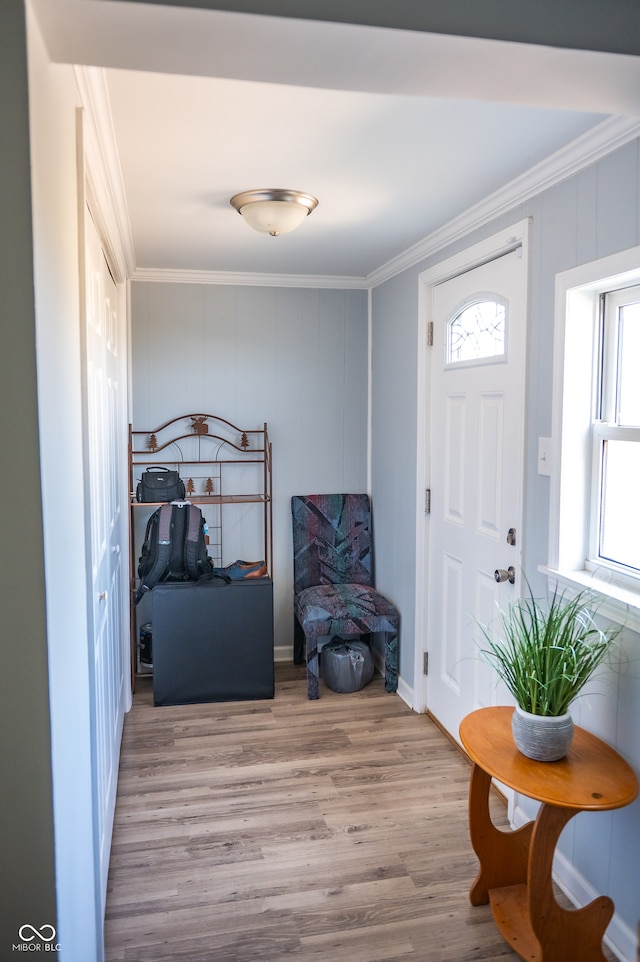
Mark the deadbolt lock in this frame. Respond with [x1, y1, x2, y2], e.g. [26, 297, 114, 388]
[495, 567, 516, 584]
[507, 527, 516, 545]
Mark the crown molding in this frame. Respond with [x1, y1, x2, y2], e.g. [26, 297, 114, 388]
[73, 66, 136, 280]
[131, 267, 368, 289]
[366, 115, 640, 289]
[136, 115, 640, 292]
[78, 76, 640, 293]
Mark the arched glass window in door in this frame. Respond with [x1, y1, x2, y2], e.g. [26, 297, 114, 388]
[447, 297, 506, 364]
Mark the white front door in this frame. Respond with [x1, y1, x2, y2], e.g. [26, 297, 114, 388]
[426, 241, 527, 742]
[83, 204, 129, 909]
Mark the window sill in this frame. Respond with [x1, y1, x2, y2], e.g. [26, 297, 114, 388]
[540, 565, 640, 634]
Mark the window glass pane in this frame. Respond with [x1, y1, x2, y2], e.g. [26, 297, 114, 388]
[617, 303, 640, 425]
[600, 439, 640, 571]
[447, 299, 505, 364]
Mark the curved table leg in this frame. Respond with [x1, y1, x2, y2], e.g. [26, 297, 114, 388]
[526, 804, 613, 962]
[467, 763, 533, 905]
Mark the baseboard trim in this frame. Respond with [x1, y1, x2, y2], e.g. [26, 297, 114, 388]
[396, 676, 413, 710]
[274, 645, 292, 663]
[426, 709, 466, 756]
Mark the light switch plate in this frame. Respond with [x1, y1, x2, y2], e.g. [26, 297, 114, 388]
[537, 437, 552, 476]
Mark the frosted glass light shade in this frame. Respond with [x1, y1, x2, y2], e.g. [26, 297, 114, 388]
[230, 189, 318, 236]
[239, 200, 308, 236]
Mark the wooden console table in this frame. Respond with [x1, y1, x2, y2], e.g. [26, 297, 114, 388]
[459, 706, 638, 962]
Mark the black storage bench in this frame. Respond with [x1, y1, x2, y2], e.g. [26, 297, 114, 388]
[151, 578, 274, 706]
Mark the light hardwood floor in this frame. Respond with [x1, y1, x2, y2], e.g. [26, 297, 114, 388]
[104, 665, 526, 961]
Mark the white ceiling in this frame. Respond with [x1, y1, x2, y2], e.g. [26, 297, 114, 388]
[32, 1, 640, 280]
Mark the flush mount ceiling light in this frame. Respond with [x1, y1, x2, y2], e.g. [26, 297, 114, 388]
[230, 188, 319, 237]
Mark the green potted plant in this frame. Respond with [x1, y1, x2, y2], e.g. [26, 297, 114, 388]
[479, 582, 620, 761]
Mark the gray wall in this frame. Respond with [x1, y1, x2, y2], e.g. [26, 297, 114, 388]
[130, 281, 368, 653]
[0, 0, 56, 950]
[370, 138, 640, 952]
[119, 0, 640, 57]
[370, 272, 420, 682]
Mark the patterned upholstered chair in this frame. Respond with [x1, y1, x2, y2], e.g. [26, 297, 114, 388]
[291, 494, 400, 699]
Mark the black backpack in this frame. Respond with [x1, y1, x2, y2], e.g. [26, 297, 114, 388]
[134, 502, 212, 604]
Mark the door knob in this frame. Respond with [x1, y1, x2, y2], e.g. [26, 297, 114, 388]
[494, 567, 515, 584]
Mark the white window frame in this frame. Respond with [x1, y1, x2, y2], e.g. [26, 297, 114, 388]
[588, 286, 640, 581]
[546, 245, 640, 631]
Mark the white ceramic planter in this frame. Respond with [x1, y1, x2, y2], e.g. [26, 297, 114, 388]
[511, 706, 574, 762]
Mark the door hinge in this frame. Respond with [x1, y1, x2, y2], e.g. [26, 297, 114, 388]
[427, 321, 434, 347]
[423, 651, 429, 675]
[425, 488, 431, 514]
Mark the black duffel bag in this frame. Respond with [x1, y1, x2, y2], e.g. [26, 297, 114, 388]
[136, 467, 185, 503]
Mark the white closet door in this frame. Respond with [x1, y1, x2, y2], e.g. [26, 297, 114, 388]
[83, 204, 129, 910]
